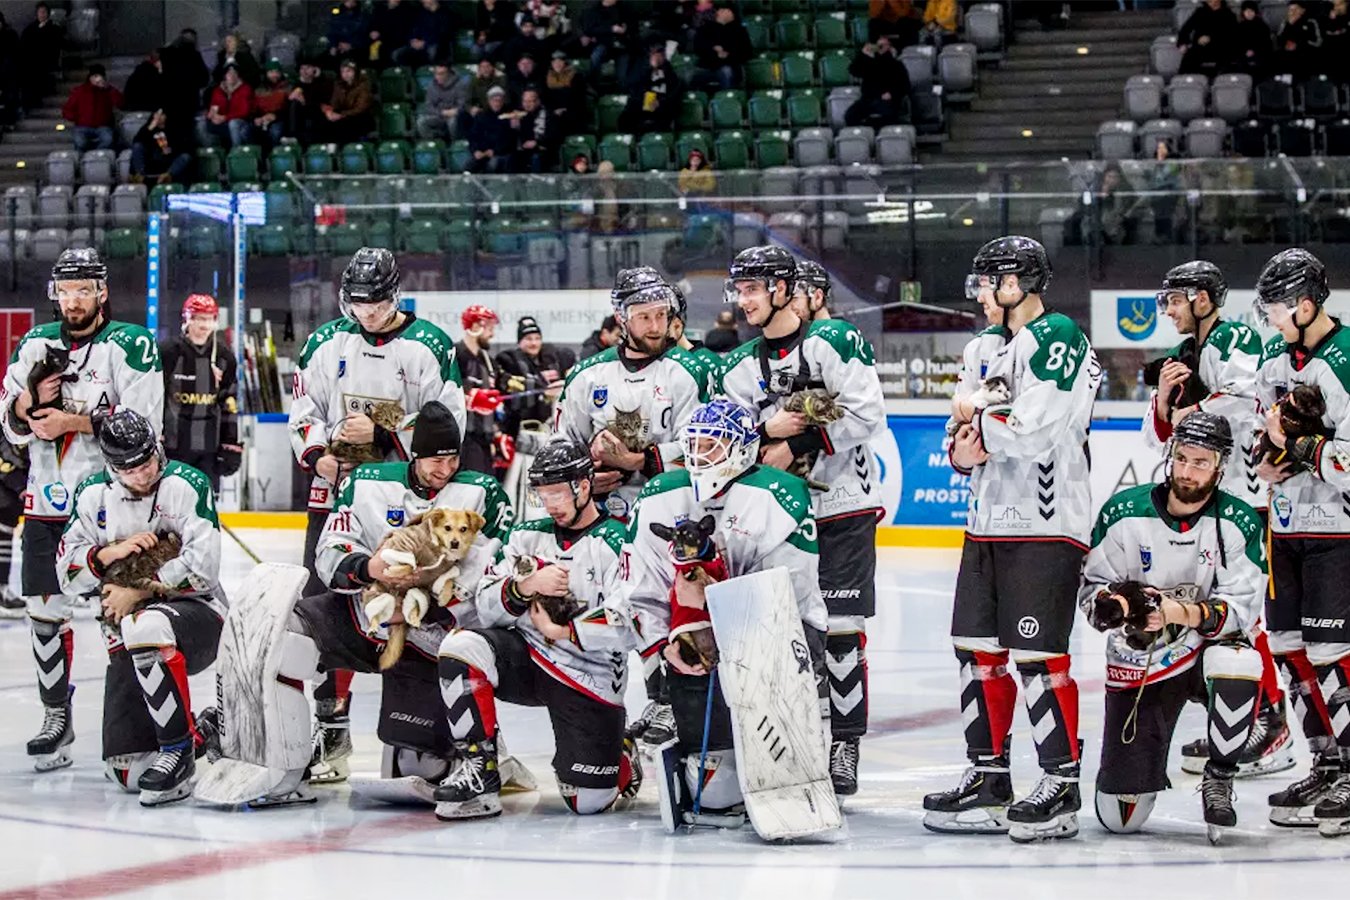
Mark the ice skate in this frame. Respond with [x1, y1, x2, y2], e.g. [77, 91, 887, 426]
[922, 751, 1013, 834]
[1181, 699, 1294, 778]
[138, 740, 196, 807]
[1007, 762, 1080, 843]
[434, 740, 502, 821]
[1200, 763, 1237, 845]
[1270, 755, 1341, 827]
[0, 587, 24, 619]
[193, 706, 222, 762]
[1315, 772, 1350, 837]
[307, 700, 352, 785]
[830, 738, 860, 797]
[628, 700, 677, 750]
[27, 697, 73, 773]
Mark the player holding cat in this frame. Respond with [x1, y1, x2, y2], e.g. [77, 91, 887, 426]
[0, 248, 164, 774]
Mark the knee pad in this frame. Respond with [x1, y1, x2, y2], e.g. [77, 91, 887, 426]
[26, 594, 71, 621]
[683, 749, 742, 812]
[278, 630, 321, 683]
[1307, 643, 1350, 668]
[1203, 643, 1263, 682]
[381, 744, 449, 782]
[1268, 630, 1304, 655]
[559, 783, 619, 815]
[104, 751, 155, 794]
[120, 608, 175, 649]
[438, 630, 498, 686]
[1095, 790, 1157, 834]
[827, 614, 865, 636]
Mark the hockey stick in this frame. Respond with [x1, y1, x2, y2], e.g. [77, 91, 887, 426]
[692, 667, 717, 817]
[220, 520, 263, 565]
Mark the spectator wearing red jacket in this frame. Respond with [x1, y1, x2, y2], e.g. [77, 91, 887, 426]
[62, 64, 122, 151]
[206, 64, 255, 149]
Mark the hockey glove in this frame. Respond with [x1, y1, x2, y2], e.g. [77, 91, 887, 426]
[467, 388, 504, 416]
[217, 444, 243, 477]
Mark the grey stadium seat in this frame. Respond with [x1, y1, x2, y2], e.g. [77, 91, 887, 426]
[841, 165, 882, 217]
[118, 111, 150, 148]
[812, 211, 848, 251]
[33, 227, 69, 261]
[45, 150, 78, 187]
[766, 211, 807, 246]
[966, 3, 1003, 55]
[38, 185, 72, 228]
[1185, 118, 1229, 157]
[1212, 73, 1253, 123]
[900, 45, 934, 91]
[799, 165, 842, 211]
[759, 166, 801, 213]
[1124, 75, 1164, 122]
[1173, 1, 1200, 33]
[793, 128, 833, 167]
[1151, 36, 1183, 81]
[79, 149, 115, 186]
[1096, 119, 1138, 159]
[827, 87, 860, 130]
[110, 183, 147, 228]
[2, 185, 36, 231]
[67, 227, 105, 251]
[0, 229, 32, 261]
[1167, 74, 1208, 123]
[834, 126, 875, 166]
[939, 43, 977, 97]
[266, 32, 301, 69]
[117, 149, 132, 184]
[732, 211, 765, 248]
[73, 184, 110, 228]
[876, 125, 917, 165]
[1140, 118, 1184, 158]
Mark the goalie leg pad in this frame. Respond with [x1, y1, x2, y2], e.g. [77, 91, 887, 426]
[684, 749, 743, 812]
[350, 745, 448, 807]
[954, 641, 1016, 758]
[825, 615, 867, 740]
[1277, 647, 1337, 756]
[1014, 653, 1080, 767]
[1203, 643, 1262, 768]
[1094, 790, 1158, 834]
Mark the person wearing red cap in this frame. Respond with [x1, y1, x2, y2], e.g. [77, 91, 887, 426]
[453, 305, 504, 475]
[160, 294, 241, 493]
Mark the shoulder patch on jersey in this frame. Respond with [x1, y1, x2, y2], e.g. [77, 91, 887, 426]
[807, 318, 876, 366]
[1026, 312, 1091, 391]
[72, 469, 111, 508]
[11, 322, 62, 364]
[663, 346, 713, 402]
[562, 346, 618, 392]
[102, 322, 162, 373]
[1205, 319, 1262, 361]
[1312, 323, 1350, 397]
[1091, 483, 1160, 546]
[298, 318, 358, 369]
[405, 320, 457, 383]
[163, 460, 219, 525]
[735, 465, 813, 523]
[717, 337, 762, 390]
[335, 461, 408, 508]
[1261, 333, 1289, 366]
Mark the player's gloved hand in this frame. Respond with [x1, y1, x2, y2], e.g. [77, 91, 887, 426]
[217, 444, 243, 477]
[494, 432, 515, 465]
[468, 388, 504, 415]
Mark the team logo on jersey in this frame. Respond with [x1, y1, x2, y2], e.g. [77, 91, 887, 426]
[1274, 493, 1293, 528]
[604, 495, 629, 518]
[1140, 546, 1152, 571]
[338, 358, 347, 378]
[42, 483, 68, 512]
[97, 509, 106, 529]
[1017, 616, 1040, 639]
[386, 508, 405, 526]
[592, 387, 608, 408]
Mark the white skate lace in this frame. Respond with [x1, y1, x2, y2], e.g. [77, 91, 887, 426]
[647, 702, 676, 737]
[148, 745, 184, 776]
[1022, 771, 1073, 806]
[1323, 775, 1350, 806]
[1200, 772, 1235, 808]
[830, 740, 859, 777]
[445, 754, 486, 795]
[1241, 712, 1269, 754]
[37, 705, 67, 740]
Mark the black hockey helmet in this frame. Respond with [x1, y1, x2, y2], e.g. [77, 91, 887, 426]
[795, 259, 831, 310]
[48, 247, 108, 306]
[339, 246, 401, 321]
[970, 235, 1051, 298]
[611, 266, 668, 307]
[410, 401, 461, 459]
[1159, 260, 1227, 310]
[1172, 410, 1233, 458]
[725, 245, 797, 302]
[99, 408, 163, 472]
[528, 439, 594, 487]
[1255, 248, 1330, 319]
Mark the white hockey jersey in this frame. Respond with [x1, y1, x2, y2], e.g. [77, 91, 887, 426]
[1078, 483, 1266, 689]
[553, 344, 711, 519]
[317, 462, 514, 633]
[717, 319, 886, 521]
[1255, 323, 1350, 535]
[1, 320, 164, 520]
[947, 324, 1010, 438]
[289, 315, 466, 513]
[964, 311, 1100, 543]
[620, 466, 826, 660]
[475, 515, 632, 708]
[1141, 319, 1264, 509]
[56, 461, 227, 615]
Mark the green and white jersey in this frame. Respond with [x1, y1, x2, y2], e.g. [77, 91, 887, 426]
[318, 463, 513, 632]
[1, 320, 164, 520]
[553, 344, 710, 519]
[57, 461, 226, 615]
[1141, 319, 1264, 508]
[966, 311, 1100, 543]
[1079, 483, 1267, 689]
[1256, 322, 1350, 535]
[716, 319, 887, 521]
[475, 514, 632, 707]
[620, 466, 825, 658]
[289, 315, 466, 512]
[946, 324, 1010, 435]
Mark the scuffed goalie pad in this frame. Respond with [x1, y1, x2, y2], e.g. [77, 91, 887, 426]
[706, 567, 841, 839]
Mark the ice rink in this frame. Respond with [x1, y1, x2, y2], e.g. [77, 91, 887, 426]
[3, 535, 1350, 899]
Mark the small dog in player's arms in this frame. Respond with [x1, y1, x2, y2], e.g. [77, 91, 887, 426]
[650, 515, 727, 670]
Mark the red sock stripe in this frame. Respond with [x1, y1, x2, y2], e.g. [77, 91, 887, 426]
[61, 626, 74, 675]
[973, 650, 1016, 757]
[1287, 649, 1334, 733]
[334, 670, 354, 703]
[467, 665, 497, 739]
[1046, 655, 1080, 762]
[161, 647, 194, 742]
[1255, 631, 1285, 706]
[617, 751, 634, 796]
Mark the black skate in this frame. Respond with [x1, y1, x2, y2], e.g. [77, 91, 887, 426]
[1200, 763, 1238, 845]
[1007, 762, 1081, 843]
[193, 706, 222, 762]
[1269, 755, 1341, 827]
[830, 738, 860, 797]
[0, 587, 24, 619]
[434, 740, 503, 821]
[922, 751, 1014, 834]
[1315, 770, 1350, 838]
[1181, 699, 1295, 778]
[138, 740, 196, 807]
[27, 696, 74, 773]
[307, 700, 352, 785]
[627, 700, 677, 750]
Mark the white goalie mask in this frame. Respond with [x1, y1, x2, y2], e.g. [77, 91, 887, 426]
[683, 399, 760, 504]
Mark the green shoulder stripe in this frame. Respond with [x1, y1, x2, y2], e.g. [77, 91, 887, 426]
[1261, 334, 1288, 366]
[509, 518, 557, 538]
[298, 318, 357, 369]
[10, 322, 62, 365]
[665, 346, 712, 402]
[592, 517, 628, 558]
[716, 337, 761, 392]
[72, 469, 111, 510]
[1026, 312, 1090, 391]
[406, 320, 457, 384]
[562, 347, 617, 396]
[735, 465, 812, 524]
[1216, 492, 1267, 570]
[634, 468, 692, 505]
[164, 460, 219, 525]
[335, 461, 408, 508]
[1205, 320, 1262, 362]
[1313, 326, 1350, 397]
[979, 324, 1009, 338]
[1090, 483, 1159, 547]
[103, 323, 161, 373]
[452, 469, 515, 538]
[807, 318, 875, 367]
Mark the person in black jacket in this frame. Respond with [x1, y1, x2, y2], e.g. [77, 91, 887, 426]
[512, 87, 557, 173]
[122, 50, 166, 113]
[618, 42, 683, 136]
[579, 315, 620, 361]
[1177, 0, 1236, 78]
[467, 85, 516, 173]
[579, 0, 638, 86]
[159, 294, 241, 494]
[844, 36, 911, 127]
[495, 317, 566, 439]
[369, 0, 418, 67]
[1274, 0, 1322, 80]
[691, 5, 752, 92]
[129, 108, 194, 185]
[1231, 0, 1273, 81]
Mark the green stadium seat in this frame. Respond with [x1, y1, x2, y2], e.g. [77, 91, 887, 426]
[304, 144, 336, 175]
[597, 94, 627, 133]
[366, 218, 395, 249]
[264, 183, 297, 225]
[443, 219, 474, 253]
[378, 66, 413, 103]
[480, 218, 522, 255]
[714, 130, 750, 169]
[406, 176, 451, 215]
[414, 65, 435, 102]
[225, 145, 260, 183]
[782, 51, 816, 90]
[103, 227, 141, 259]
[379, 103, 412, 139]
[636, 132, 675, 170]
[148, 182, 183, 212]
[678, 93, 706, 131]
[519, 174, 559, 206]
[481, 178, 517, 206]
[814, 14, 849, 49]
[754, 130, 792, 167]
[195, 147, 224, 182]
[598, 133, 634, 172]
[671, 53, 697, 86]
[819, 50, 853, 89]
[326, 222, 365, 255]
[559, 134, 596, 168]
[412, 139, 446, 174]
[749, 90, 784, 128]
[709, 90, 747, 129]
[252, 223, 292, 256]
[744, 15, 771, 52]
[775, 14, 810, 50]
[402, 218, 442, 253]
[448, 140, 473, 172]
[340, 142, 374, 175]
[268, 142, 301, 180]
[684, 213, 727, 253]
[786, 89, 823, 126]
[188, 181, 220, 194]
[676, 130, 713, 163]
[375, 140, 409, 174]
[186, 224, 222, 257]
[745, 57, 780, 91]
[334, 179, 371, 219]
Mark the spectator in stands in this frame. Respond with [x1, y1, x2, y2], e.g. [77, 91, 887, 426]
[502, 16, 550, 67]
[1275, 0, 1322, 79]
[417, 62, 469, 140]
[1231, 0, 1273, 81]
[921, 0, 959, 49]
[214, 31, 260, 88]
[395, 0, 453, 67]
[19, 2, 63, 111]
[159, 28, 210, 124]
[321, 58, 375, 144]
[867, 0, 921, 47]
[0, 14, 21, 124]
[594, 159, 622, 232]
[580, 315, 620, 361]
[618, 41, 683, 136]
[467, 85, 516, 173]
[252, 60, 291, 148]
[369, 0, 417, 68]
[512, 86, 557, 173]
[1150, 139, 1183, 244]
[845, 37, 911, 128]
[546, 50, 583, 132]
[495, 317, 566, 440]
[1088, 162, 1136, 245]
[328, 0, 371, 63]
[508, 53, 545, 104]
[206, 63, 254, 149]
[1177, 0, 1236, 78]
[130, 108, 193, 185]
[461, 57, 508, 135]
[1324, 0, 1350, 83]
[580, 0, 638, 87]
[474, 0, 519, 62]
[702, 308, 740, 354]
[678, 148, 716, 196]
[691, 4, 752, 92]
[62, 64, 122, 152]
[122, 50, 164, 113]
[287, 57, 334, 146]
[526, 0, 572, 48]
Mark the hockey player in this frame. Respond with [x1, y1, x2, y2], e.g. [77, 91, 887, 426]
[922, 236, 1098, 843]
[790, 259, 832, 323]
[435, 440, 641, 821]
[1082, 412, 1266, 843]
[161, 293, 242, 493]
[57, 409, 225, 805]
[1251, 248, 1350, 834]
[1142, 261, 1292, 779]
[621, 398, 828, 825]
[452, 304, 505, 477]
[289, 246, 465, 781]
[717, 245, 885, 796]
[1, 248, 164, 772]
[948, 270, 1009, 431]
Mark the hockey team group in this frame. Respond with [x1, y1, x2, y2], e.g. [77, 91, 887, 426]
[4, 234, 1350, 846]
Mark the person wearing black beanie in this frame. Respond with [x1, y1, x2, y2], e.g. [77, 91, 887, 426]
[411, 401, 462, 460]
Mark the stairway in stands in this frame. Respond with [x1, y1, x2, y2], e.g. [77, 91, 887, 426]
[937, 8, 1172, 162]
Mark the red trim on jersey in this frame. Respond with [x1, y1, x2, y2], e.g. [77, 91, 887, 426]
[527, 646, 621, 708]
[25, 513, 71, 522]
[818, 426, 835, 456]
[948, 439, 973, 477]
[1106, 652, 1199, 690]
[1151, 394, 1174, 443]
[1270, 532, 1350, 540]
[277, 675, 305, 692]
[963, 533, 1090, 552]
[639, 640, 667, 659]
[818, 507, 885, 524]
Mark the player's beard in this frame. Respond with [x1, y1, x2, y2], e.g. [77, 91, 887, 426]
[628, 331, 666, 356]
[1171, 472, 1218, 505]
[61, 305, 100, 334]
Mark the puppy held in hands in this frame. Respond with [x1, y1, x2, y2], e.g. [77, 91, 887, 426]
[650, 515, 727, 671]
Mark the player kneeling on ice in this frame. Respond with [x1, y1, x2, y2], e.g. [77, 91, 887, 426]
[435, 439, 641, 821]
[1081, 412, 1267, 844]
[55, 409, 226, 806]
[623, 399, 840, 840]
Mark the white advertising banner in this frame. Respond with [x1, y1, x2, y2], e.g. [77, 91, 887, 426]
[1090, 288, 1350, 349]
[405, 290, 614, 344]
